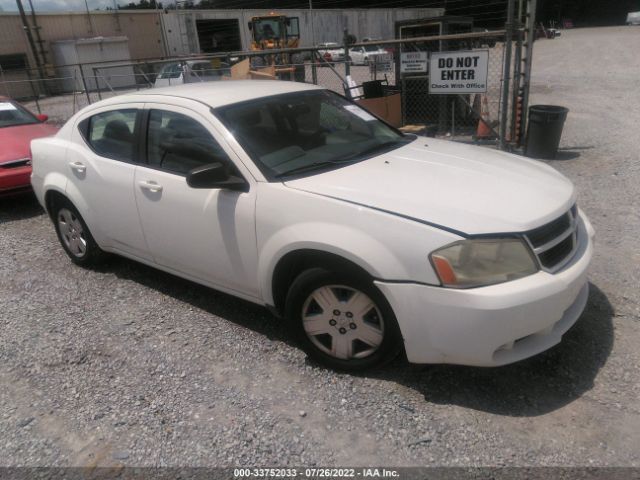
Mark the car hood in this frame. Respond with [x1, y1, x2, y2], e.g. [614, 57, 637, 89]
[284, 138, 575, 235]
[0, 123, 58, 165]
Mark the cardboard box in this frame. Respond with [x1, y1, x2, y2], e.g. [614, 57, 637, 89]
[357, 93, 402, 127]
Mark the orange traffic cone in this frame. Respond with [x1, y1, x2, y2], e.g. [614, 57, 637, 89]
[475, 94, 494, 139]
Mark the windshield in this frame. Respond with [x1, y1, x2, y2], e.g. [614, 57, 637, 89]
[215, 90, 408, 180]
[253, 18, 283, 41]
[0, 101, 38, 128]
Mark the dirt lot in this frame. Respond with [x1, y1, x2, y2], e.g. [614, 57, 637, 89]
[1, 27, 639, 468]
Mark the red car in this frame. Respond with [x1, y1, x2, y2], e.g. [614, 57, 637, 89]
[0, 97, 58, 197]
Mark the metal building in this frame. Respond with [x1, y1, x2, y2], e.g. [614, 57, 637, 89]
[0, 10, 164, 98]
[0, 7, 443, 98]
[161, 8, 444, 56]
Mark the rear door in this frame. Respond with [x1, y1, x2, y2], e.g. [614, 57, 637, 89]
[66, 103, 151, 260]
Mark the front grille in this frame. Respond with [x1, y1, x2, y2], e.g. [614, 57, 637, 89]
[524, 205, 579, 272]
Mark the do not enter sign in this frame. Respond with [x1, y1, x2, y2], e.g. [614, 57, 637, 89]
[429, 50, 489, 94]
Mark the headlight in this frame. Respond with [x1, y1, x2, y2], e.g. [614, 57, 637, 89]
[430, 238, 538, 288]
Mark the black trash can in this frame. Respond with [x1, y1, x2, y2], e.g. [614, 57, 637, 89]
[525, 105, 569, 159]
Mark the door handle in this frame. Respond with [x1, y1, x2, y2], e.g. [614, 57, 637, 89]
[69, 161, 86, 173]
[138, 180, 163, 193]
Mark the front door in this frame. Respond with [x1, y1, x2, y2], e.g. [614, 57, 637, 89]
[133, 105, 259, 298]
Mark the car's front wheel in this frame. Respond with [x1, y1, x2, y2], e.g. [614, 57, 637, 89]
[53, 198, 106, 266]
[285, 268, 402, 371]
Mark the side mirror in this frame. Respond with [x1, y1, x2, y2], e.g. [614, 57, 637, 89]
[186, 162, 248, 192]
[36, 114, 48, 122]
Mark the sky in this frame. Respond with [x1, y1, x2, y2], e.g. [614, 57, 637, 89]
[0, 0, 172, 11]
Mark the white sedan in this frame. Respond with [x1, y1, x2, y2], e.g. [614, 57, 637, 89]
[349, 45, 389, 65]
[316, 42, 346, 64]
[31, 81, 594, 371]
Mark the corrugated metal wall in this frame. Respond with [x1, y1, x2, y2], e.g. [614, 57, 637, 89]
[160, 8, 444, 55]
[0, 8, 443, 83]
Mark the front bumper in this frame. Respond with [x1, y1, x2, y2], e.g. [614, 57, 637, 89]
[375, 211, 595, 367]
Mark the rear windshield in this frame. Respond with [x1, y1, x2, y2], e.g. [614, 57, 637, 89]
[157, 63, 183, 79]
[0, 101, 38, 128]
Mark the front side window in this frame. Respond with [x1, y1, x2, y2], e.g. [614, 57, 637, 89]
[87, 109, 137, 162]
[215, 90, 408, 180]
[146, 110, 230, 175]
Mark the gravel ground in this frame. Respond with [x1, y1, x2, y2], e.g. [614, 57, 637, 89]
[1, 26, 639, 468]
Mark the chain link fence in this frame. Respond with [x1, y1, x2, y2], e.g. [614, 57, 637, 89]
[1, 29, 522, 149]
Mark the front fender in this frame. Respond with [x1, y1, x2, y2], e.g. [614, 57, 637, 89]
[259, 222, 403, 305]
[255, 184, 463, 305]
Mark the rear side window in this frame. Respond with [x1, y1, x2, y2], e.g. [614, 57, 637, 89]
[86, 109, 138, 162]
[146, 109, 231, 175]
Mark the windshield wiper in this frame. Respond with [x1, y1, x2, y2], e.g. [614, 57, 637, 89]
[332, 138, 411, 163]
[274, 138, 411, 180]
[274, 159, 353, 179]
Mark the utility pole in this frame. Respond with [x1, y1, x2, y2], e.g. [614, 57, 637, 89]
[499, 0, 515, 151]
[27, 0, 47, 67]
[112, 0, 122, 32]
[15, 0, 46, 93]
[519, 0, 537, 146]
[309, 0, 316, 46]
[84, 0, 96, 36]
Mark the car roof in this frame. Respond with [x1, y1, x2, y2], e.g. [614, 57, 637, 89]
[93, 80, 324, 109]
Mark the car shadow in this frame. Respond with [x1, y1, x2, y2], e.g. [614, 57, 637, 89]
[107, 257, 285, 341]
[550, 145, 596, 161]
[0, 192, 45, 223]
[553, 150, 582, 160]
[109, 256, 613, 417]
[370, 282, 614, 417]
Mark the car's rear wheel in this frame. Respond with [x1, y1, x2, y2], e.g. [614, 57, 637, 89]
[285, 268, 402, 371]
[53, 198, 105, 266]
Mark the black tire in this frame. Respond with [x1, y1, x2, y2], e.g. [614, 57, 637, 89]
[285, 267, 402, 371]
[52, 197, 106, 267]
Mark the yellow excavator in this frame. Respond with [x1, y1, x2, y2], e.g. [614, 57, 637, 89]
[247, 12, 305, 81]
